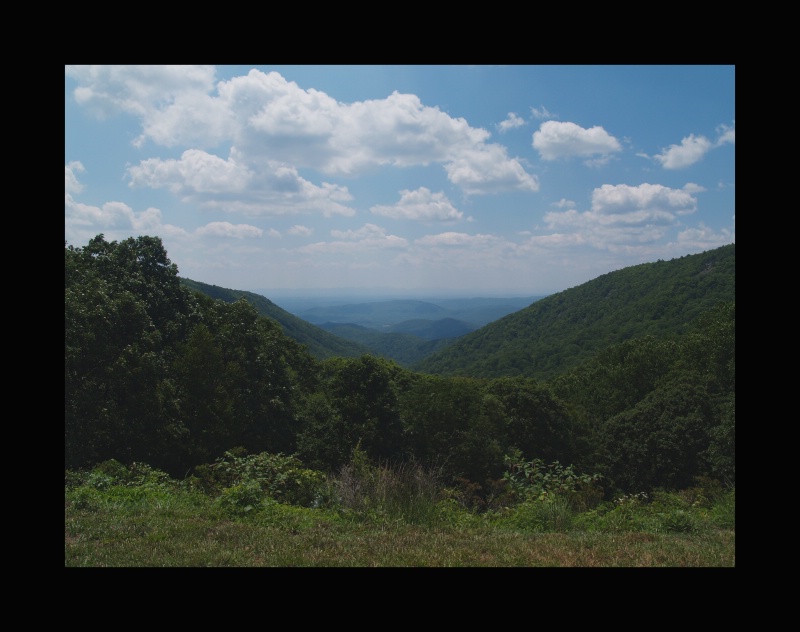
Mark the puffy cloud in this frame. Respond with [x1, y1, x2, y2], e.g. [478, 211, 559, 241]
[591, 183, 697, 216]
[65, 162, 85, 196]
[445, 145, 539, 194]
[68, 67, 540, 197]
[653, 134, 712, 169]
[497, 112, 526, 133]
[532, 183, 701, 250]
[127, 149, 356, 217]
[716, 122, 735, 146]
[652, 122, 734, 169]
[677, 223, 735, 248]
[533, 121, 622, 161]
[65, 65, 229, 148]
[371, 187, 463, 222]
[195, 222, 263, 238]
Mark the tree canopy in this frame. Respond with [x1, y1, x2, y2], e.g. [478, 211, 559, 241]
[66, 235, 735, 498]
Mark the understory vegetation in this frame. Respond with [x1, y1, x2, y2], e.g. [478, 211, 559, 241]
[65, 451, 734, 567]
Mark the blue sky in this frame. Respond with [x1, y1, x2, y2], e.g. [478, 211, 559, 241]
[65, 65, 735, 298]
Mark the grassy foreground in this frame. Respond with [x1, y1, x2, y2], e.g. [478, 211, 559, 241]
[65, 511, 734, 567]
[65, 457, 734, 567]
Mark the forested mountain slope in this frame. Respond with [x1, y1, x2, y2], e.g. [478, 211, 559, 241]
[66, 234, 735, 495]
[180, 278, 373, 360]
[413, 244, 735, 381]
[318, 322, 455, 366]
[181, 280, 481, 367]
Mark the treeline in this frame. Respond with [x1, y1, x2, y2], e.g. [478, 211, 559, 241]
[179, 278, 374, 360]
[65, 235, 735, 501]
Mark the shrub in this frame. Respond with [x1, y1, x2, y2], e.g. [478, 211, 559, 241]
[214, 480, 264, 517]
[503, 493, 575, 533]
[502, 450, 604, 511]
[194, 450, 327, 507]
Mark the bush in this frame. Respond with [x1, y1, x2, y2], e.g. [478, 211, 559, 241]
[194, 450, 327, 507]
[214, 480, 264, 517]
[502, 494, 575, 533]
[502, 450, 604, 511]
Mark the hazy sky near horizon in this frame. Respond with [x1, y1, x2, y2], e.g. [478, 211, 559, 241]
[65, 65, 735, 297]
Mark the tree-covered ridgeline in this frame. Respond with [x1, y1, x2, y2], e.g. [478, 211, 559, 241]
[65, 235, 734, 499]
[413, 244, 735, 381]
[179, 278, 375, 360]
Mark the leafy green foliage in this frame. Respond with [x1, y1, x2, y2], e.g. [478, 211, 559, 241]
[501, 494, 576, 533]
[192, 450, 326, 507]
[66, 235, 198, 470]
[214, 481, 265, 517]
[66, 234, 735, 503]
[486, 377, 585, 465]
[502, 450, 603, 511]
[399, 375, 508, 493]
[296, 355, 412, 471]
[596, 375, 715, 494]
[65, 235, 319, 475]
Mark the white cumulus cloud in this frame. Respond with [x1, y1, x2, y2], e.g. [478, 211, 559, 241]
[128, 149, 356, 217]
[445, 145, 539, 194]
[195, 222, 263, 238]
[68, 66, 540, 199]
[371, 188, 463, 222]
[652, 122, 735, 169]
[533, 121, 622, 161]
[591, 183, 697, 216]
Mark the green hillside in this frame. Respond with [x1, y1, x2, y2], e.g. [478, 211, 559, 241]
[67, 234, 735, 499]
[413, 244, 735, 381]
[318, 322, 455, 366]
[179, 278, 373, 360]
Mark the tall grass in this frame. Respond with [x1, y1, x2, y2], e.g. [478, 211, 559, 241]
[332, 455, 445, 526]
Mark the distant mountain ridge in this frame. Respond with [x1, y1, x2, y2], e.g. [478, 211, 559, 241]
[293, 296, 542, 329]
[413, 244, 735, 381]
[179, 279, 523, 366]
[182, 244, 734, 379]
[387, 317, 475, 339]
